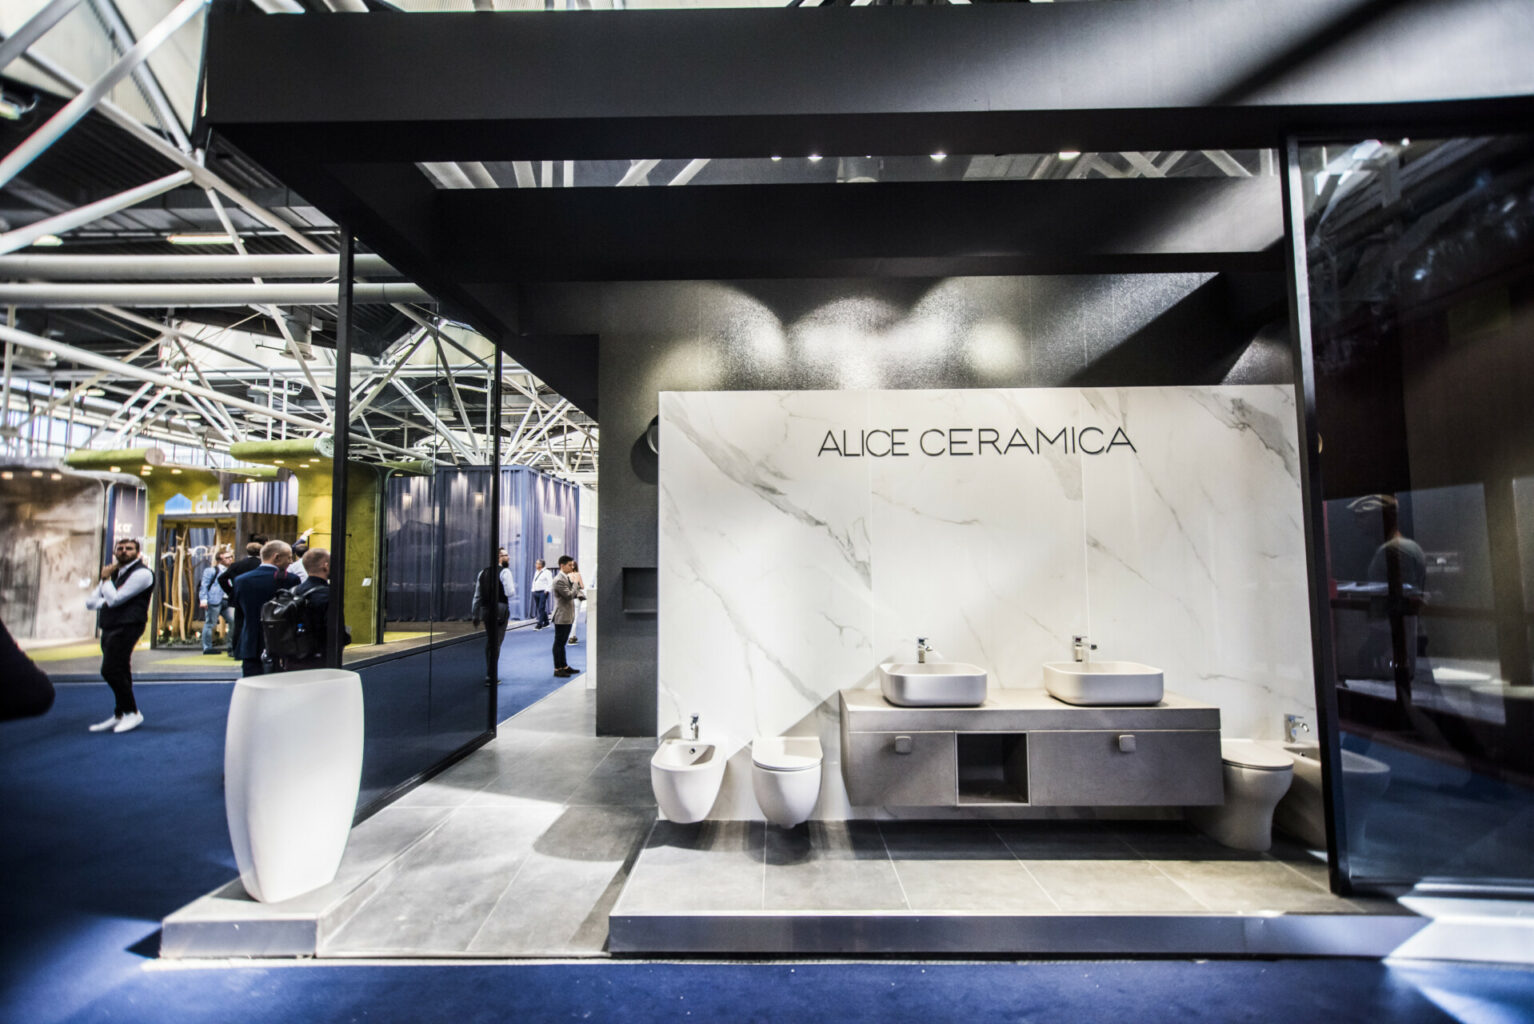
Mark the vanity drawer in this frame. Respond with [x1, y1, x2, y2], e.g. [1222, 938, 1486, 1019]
[1027, 729, 1222, 806]
[843, 731, 957, 807]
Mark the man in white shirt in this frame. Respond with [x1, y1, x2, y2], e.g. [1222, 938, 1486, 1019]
[472, 548, 517, 684]
[84, 538, 156, 734]
[530, 559, 555, 630]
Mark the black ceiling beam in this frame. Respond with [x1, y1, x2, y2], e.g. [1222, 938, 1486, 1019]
[203, 0, 1534, 161]
[431, 177, 1285, 282]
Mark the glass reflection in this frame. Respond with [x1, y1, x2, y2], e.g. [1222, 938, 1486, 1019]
[1303, 135, 1534, 887]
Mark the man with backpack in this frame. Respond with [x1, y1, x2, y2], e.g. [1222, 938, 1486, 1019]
[230, 540, 298, 677]
[265, 547, 337, 671]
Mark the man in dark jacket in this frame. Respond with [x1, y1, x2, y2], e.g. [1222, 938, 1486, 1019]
[83, 537, 155, 733]
[219, 538, 266, 660]
[230, 540, 299, 677]
[285, 547, 338, 669]
[0, 616, 54, 721]
[472, 547, 512, 685]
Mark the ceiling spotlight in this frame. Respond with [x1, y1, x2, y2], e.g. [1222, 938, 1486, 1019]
[170, 468, 182, 474]
[807, 154, 822, 162]
[85, 387, 106, 397]
[931, 151, 947, 162]
[31, 469, 43, 477]
[273, 459, 284, 464]
[1058, 150, 1082, 160]
[0, 471, 11, 480]
[50, 472, 62, 480]
[1400, 138, 1411, 146]
[166, 232, 234, 246]
[770, 155, 782, 162]
[108, 465, 121, 473]
[31, 234, 63, 247]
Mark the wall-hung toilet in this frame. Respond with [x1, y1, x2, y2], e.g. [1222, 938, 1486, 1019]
[751, 736, 823, 828]
[1188, 739, 1294, 852]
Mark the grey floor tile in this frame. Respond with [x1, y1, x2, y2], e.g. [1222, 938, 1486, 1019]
[469, 807, 654, 955]
[467, 737, 618, 806]
[1152, 859, 1357, 914]
[567, 746, 656, 807]
[615, 736, 659, 752]
[763, 822, 906, 912]
[331, 805, 454, 888]
[615, 820, 765, 913]
[325, 803, 562, 954]
[878, 821, 1017, 861]
[1022, 859, 1210, 913]
[390, 755, 504, 808]
[991, 821, 1138, 861]
[1110, 821, 1266, 862]
[892, 858, 1056, 912]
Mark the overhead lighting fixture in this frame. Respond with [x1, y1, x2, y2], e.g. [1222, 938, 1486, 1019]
[108, 465, 121, 473]
[50, 472, 62, 481]
[31, 469, 43, 477]
[170, 468, 182, 475]
[31, 234, 63, 247]
[84, 387, 106, 397]
[770, 155, 782, 162]
[166, 232, 233, 246]
[807, 154, 822, 162]
[0, 471, 11, 480]
[1058, 150, 1082, 160]
[931, 151, 947, 162]
[1400, 138, 1411, 146]
[273, 459, 284, 464]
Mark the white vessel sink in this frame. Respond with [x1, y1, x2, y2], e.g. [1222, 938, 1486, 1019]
[1043, 661, 1164, 706]
[879, 661, 988, 707]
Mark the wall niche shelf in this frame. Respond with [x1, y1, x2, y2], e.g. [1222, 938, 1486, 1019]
[621, 566, 658, 614]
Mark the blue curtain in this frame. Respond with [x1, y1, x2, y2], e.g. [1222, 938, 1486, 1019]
[226, 476, 297, 516]
[383, 465, 579, 623]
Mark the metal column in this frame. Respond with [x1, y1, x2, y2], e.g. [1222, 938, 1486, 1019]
[326, 234, 354, 670]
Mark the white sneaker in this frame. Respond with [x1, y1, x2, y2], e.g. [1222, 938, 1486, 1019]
[112, 711, 144, 734]
[88, 714, 122, 733]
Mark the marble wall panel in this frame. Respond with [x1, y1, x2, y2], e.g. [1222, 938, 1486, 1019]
[659, 385, 1311, 819]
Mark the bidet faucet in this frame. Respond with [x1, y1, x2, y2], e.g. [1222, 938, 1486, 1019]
[687, 713, 700, 741]
[1285, 714, 1311, 743]
[1072, 634, 1097, 663]
[916, 637, 932, 664]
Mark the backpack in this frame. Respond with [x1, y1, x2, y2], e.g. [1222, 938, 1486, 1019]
[261, 587, 319, 661]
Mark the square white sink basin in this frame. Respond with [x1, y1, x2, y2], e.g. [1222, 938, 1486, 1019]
[1043, 661, 1164, 706]
[879, 662, 988, 707]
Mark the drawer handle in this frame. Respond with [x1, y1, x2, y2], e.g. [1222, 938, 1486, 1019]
[1117, 734, 1136, 753]
[894, 735, 913, 755]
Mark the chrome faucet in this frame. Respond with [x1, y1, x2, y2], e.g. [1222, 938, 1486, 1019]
[1285, 714, 1311, 743]
[916, 637, 933, 664]
[687, 713, 700, 741]
[1072, 634, 1097, 663]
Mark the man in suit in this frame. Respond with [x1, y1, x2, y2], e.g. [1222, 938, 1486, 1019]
[230, 540, 299, 677]
[472, 547, 514, 684]
[550, 555, 584, 678]
[219, 538, 266, 660]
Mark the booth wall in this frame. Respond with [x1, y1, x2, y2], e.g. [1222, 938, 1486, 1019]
[518, 273, 1293, 736]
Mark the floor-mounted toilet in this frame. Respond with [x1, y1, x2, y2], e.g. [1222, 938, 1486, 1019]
[751, 736, 823, 828]
[1188, 739, 1294, 852]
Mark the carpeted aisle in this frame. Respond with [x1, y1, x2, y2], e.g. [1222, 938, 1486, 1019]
[3, 628, 1532, 1023]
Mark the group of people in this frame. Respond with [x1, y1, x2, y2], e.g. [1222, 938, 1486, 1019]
[476, 553, 585, 683]
[83, 532, 338, 735]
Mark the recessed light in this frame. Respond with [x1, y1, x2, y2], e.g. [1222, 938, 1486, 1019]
[31, 469, 43, 477]
[165, 232, 233, 246]
[50, 472, 62, 480]
[1399, 138, 1411, 146]
[770, 155, 781, 162]
[807, 154, 822, 162]
[0, 471, 11, 480]
[931, 151, 947, 161]
[108, 465, 120, 473]
[170, 468, 182, 474]
[273, 459, 284, 464]
[31, 233, 63, 247]
[1058, 150, 1081, 160]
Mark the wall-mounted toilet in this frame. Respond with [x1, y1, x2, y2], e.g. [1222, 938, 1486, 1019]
[1188, 739, 1294, 852]
[751, 736, 823, 828]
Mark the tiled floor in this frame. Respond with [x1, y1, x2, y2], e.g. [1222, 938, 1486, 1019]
[615, 818, 1364, 917]
[322, 680, 657, 958]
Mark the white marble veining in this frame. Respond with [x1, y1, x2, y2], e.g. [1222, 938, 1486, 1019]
[659, 387, 1313, 819]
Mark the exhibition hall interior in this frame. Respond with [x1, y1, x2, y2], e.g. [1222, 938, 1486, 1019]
[1, 1, 1532, 1021]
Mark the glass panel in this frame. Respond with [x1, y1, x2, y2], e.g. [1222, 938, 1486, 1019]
[1302, 135, 1534, 887]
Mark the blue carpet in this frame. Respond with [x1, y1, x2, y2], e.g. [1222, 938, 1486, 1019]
[2, 630, 1531, 1023]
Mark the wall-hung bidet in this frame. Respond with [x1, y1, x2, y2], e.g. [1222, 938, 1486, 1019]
[1275, 743, 1391, 850]
[1188, 739, 1293, 852]
[751, 736, 823, 828]
[651, 726, 725, 824]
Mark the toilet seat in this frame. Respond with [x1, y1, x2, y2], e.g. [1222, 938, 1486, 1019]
[1220, 739, 1292, 771]
[752, 736, 822, 771]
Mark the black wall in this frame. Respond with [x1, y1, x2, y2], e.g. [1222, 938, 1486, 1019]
[519, 272, 1291, 736]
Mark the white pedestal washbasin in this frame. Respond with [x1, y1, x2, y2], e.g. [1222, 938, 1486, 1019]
[1043, 661, 1164, 706]
[879, 661, 988, 707]
[651, 738, 726, 823]
[225, 668, 364, 904]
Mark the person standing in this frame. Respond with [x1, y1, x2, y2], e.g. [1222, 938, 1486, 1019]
[230, 540, 299, 677]
[219, 539, 265, 660]
[285, 547, 337, 670]
[565, 559, 583, 644]
[199, 547, 235, 654]
[551, 555, 584, 678]
[472, 547, 514, 684]
[83, 537, 155, 734]
[530, 559, 554, 630]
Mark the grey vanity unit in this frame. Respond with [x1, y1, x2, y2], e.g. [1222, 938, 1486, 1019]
[838, 689, 1223, 808]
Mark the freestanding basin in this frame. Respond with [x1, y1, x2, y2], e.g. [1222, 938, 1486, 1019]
[879, 662, 988, 707]
[1043, 661, 1164, 706]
